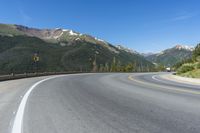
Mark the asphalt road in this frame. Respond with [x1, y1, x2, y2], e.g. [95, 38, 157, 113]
[0, 73, 200, 133]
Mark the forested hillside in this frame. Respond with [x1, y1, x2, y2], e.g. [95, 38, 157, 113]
[175, 44, 200, 78]
[0, 35, 155, 74]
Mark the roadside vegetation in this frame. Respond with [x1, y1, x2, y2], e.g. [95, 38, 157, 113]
[174, 44, 200, 78]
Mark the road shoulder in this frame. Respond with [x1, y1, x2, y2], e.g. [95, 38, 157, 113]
[160, 74, 200, 85]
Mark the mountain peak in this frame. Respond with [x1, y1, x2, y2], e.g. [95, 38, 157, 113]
[0, 23, 155, 73]
[174, 45, 194, 51]
[116, 45, 139, 54]
[145, 44, 194, 67]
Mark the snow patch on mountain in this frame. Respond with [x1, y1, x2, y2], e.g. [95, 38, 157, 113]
[95, 37, 107, 44]
[55, 28, 62, 30]
[144, 45, 194, 57]
[69, 30, 78, 36]
[156, 51, 164, 56]
[62, 29, 69, 32]
[116, 45, 139, 54]
[174, 45, 194, 51]
[75, 38, 81, 41]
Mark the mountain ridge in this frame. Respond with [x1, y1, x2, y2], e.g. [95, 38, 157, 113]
[145, 45, 194, 67]
[0, 23, 195, 72]
[1, 23, 195, 55]
[0, 23, 155, 74]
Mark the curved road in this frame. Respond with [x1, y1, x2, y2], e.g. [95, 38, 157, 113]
[0, 73, 200, 133]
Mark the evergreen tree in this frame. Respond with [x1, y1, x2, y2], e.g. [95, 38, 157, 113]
[105, 63, 109, 72]
[125, 63, 134, 72]
[111, 57, 117, 72]
[116, 60, 122, 72]
[99, 64, 104, 72]
[92, 54, 98, 72]
[193, 44, 200, 61]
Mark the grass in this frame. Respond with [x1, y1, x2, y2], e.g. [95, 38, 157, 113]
[178, 69, 200, 78]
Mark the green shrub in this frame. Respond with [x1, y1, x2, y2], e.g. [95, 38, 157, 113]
[196, 62, 200, 69]
[177, 63, 195, 74]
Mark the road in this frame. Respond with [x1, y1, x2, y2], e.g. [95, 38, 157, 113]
[0, 73, 200, 133]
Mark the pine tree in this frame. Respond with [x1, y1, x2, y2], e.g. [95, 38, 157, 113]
[111, 57, 117, 72]
[105, 63, 109, 72]
[125, 63, 134, 72]
[116, 60, 122, 72]
[99, 64, 104, 72]
[193, 44, 200, 62]
[92, 54, 98, 72]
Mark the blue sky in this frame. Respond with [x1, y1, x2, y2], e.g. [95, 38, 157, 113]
[0, 0, 200, 52]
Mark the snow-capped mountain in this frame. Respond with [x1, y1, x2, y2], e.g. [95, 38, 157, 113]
[174, 45, 194, 51]
[145, 45, 194, 67]
[0, 23, 155, 73]
[116, 45, 140, 54]
[15, 25, 107, 43]
[0, 24, 119, 53]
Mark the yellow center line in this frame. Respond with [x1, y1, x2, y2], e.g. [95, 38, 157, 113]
[128, 75, 200, 95]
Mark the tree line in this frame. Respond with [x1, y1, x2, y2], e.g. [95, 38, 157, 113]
[92, 56, 155, 72]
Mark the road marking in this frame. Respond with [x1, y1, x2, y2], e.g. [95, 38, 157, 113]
[128, 75, 200, 95]
[152, 75, 198, 88]
[128, 75, 134, 81]
[11, 75, 63, 133]
[12, 73, 93, 133]
[152, 75, 164, 82]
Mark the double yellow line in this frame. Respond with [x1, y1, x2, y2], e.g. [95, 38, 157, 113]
[128, 75, 200, 95]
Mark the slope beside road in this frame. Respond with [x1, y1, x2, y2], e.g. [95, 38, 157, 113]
[0, 73, 200, 133]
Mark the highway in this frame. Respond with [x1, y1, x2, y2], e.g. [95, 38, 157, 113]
[0, 73, 200, 133]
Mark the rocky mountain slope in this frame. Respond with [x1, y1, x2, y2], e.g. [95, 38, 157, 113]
[145, 45, 194, 67]
[0, 23, 155, 74]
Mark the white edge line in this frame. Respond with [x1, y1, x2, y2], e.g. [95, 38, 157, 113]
[11, 73, 92, 133]
[152, 75, 164, 83]
[157, 75, 200, 88]
[11, 73, 91, 133]
[12, 75, 63, 133]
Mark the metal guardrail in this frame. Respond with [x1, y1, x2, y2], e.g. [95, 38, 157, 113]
[0, 71, 84, 81]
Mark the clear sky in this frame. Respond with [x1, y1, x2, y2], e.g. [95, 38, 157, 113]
[0, 0, 200, 52]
